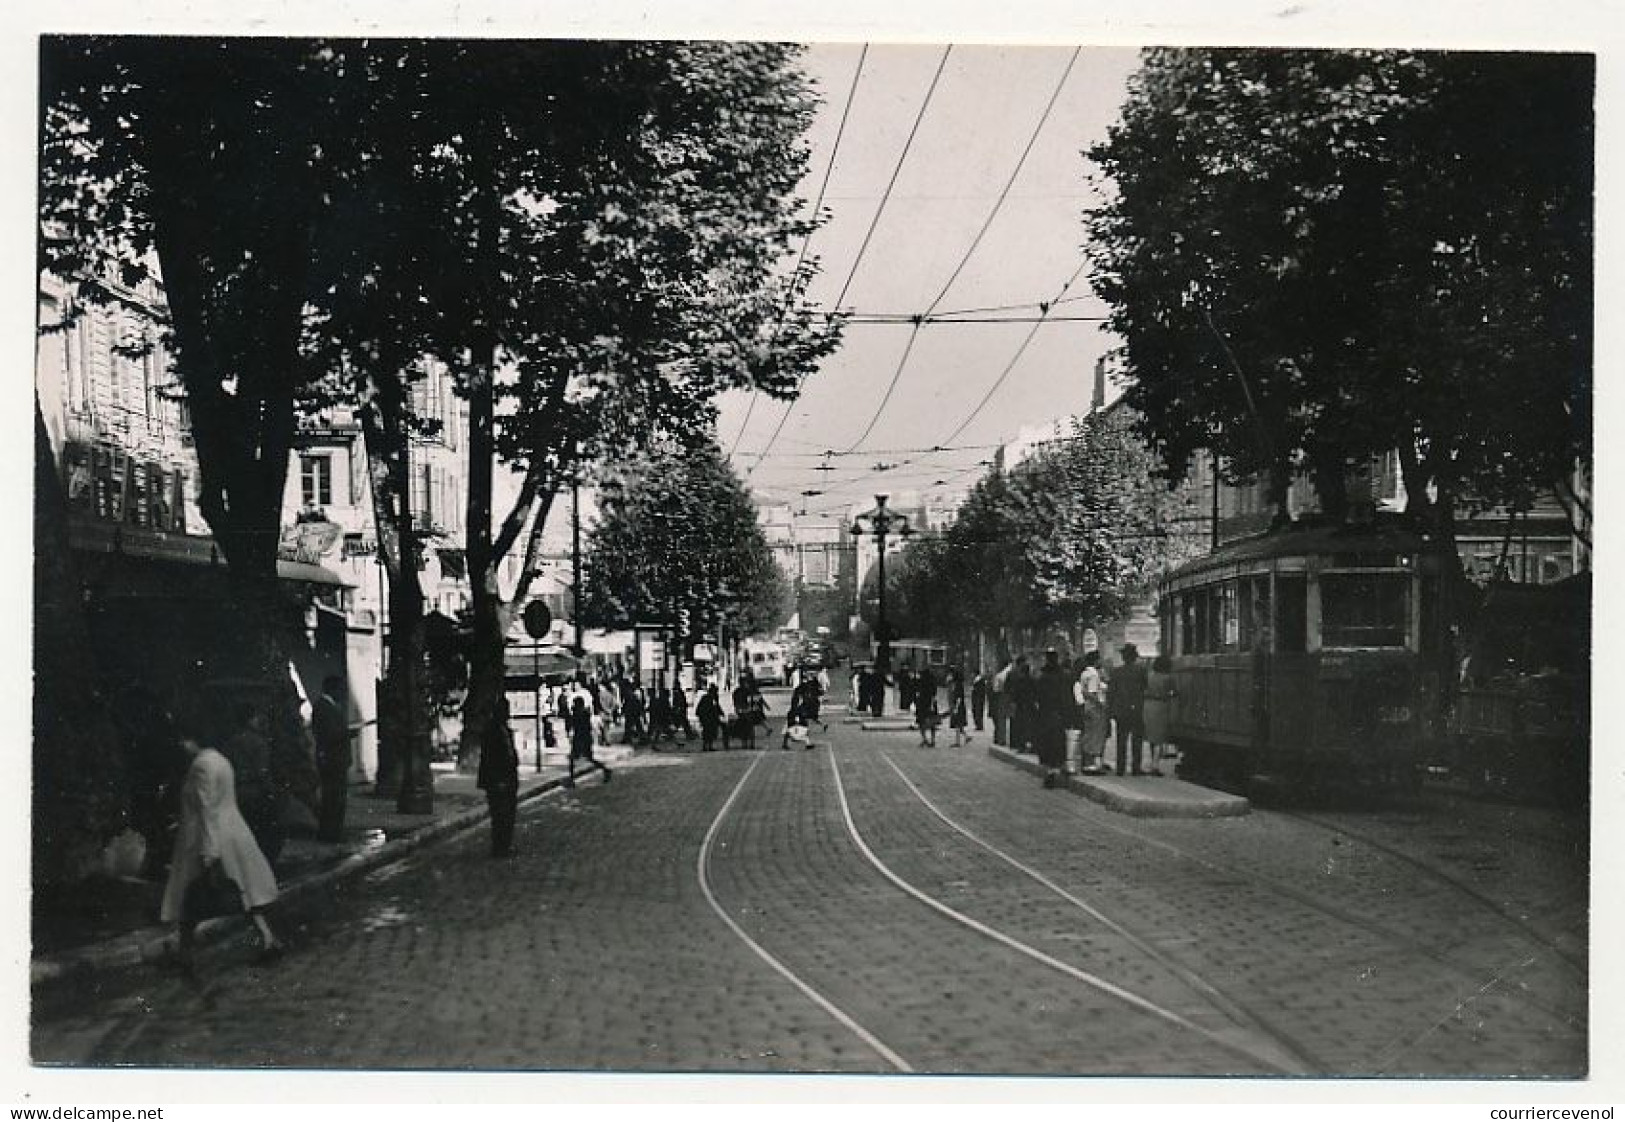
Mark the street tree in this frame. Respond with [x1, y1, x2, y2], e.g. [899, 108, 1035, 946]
[332, 42, 842, 769]
[39, 37, 340, 843]
[1085, 48, 1592, 566]
[882, 407, 1208, 663]
[581, 439, 791, 654]
[1040, 407, 1210, 620]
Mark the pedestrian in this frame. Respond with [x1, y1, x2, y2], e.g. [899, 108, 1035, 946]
[859, 663, 882, 717]
[311, 676, 352, 844]
[672, 681, 695, 743]
[123, 685, 181, 878]
[161, 721, 286, 970]
[566, 695, 613, 786]
[969, 669, 988, 733]
[897, 665, 915, 714]
[781, 678, 818, 750]
[477, 698, 520, 858]
[622, 682, 646, 745]
[1110, 643, 1150, 776]
[219, 702, 282, 864]
[696, 684, 724, 751]
[990, 658, 1012, 745]
[914, 666, 939, 747]
[1006, 656, 1035, 754]
[647, 686, 674, 748]
[1144, 654, 1178, 776]
[730, 677, 757, 750]
[1034, 649, 1073, 787]
[948, 669, 971, 747]
[798, 672, 826, 730]
[1075, 650, 1109, 774]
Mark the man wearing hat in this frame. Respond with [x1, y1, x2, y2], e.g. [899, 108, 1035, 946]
[1109, 643, 1150, 776]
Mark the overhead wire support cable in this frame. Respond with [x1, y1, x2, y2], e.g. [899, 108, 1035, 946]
[727, 43, 869, 461]
[748, 44, 952, 478]
[837, 46, 1080, 457]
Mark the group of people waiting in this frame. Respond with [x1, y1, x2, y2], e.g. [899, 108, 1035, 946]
[982, 643, 1178, 789]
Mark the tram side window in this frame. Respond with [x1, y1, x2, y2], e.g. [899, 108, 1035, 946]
[1217, 582, 1239, 652]
[1275, 574, 1307, 653]
[1183, 588, 1213, 654]
[1239, 576, 1271, 652]
[1320, 572, 1409, 648]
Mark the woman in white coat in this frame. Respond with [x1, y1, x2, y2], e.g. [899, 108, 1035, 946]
[161, 730, 286, 966]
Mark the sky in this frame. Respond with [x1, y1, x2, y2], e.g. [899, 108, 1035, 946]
[716, 44, 1142, 522]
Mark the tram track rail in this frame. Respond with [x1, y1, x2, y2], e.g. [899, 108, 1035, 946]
[883, 748, 1584, 1039]
[1273, 808, 1587, 978]
[865, 749, 1322, 1073]
[697, 745, 1306, 1075]
[696, 751, 913, 1073]
[828, 750, 1311, 1075]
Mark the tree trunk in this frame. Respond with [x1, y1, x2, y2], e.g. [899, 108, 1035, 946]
[359, 397, 435, 810]
[458, 330, 503, 774]
[136, 64, 322, 813]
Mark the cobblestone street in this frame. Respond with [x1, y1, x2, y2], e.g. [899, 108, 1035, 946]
[32, 706, 1588, 1079]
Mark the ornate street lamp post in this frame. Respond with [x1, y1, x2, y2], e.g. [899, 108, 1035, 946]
[851, 493, 912, 715]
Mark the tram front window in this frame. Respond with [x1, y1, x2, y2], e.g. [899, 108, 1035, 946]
[1320, 572, 1409, 648]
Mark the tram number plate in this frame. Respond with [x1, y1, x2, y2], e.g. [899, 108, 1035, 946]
[1378, 706, 1412, 724]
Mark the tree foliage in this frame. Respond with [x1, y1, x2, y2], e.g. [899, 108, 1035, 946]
[1084, 48, 1592, 530]
[40, 38, 839, 789]
[581, 440, 790, 640]
[879, 406, 1207, 644]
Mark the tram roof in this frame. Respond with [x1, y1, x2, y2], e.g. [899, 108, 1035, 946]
[1163, 516, 1438, 584]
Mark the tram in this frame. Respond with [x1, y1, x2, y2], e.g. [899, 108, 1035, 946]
[1157, 517, 1452, 789]
[888, 637, 950, 671]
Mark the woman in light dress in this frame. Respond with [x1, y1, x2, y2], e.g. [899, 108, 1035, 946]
[1074, 651, 1109, 774]
[161, 728, 286, 967]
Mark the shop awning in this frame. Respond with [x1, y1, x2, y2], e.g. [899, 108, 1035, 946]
[276, 559, 353, 587]
[504, 644, 580, 686]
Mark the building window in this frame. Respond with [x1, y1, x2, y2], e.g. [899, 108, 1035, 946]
[803, 546, 830, 586]
[301, 455, 333, 508]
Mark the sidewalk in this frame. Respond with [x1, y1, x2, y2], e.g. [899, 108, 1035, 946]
[30, 756, 614, 987]
[986, 742, 1251, 818]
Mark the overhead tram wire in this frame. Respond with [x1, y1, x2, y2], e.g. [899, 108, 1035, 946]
[726, 44, 869, 461]
[852, 259, 1089, 488]
[838, 313, 1107, 325]
[836, 46, 1082, 457]
[936, 257, 1092, 449]
[730, 438, 1009, 460]
[747, 44, 955, 480]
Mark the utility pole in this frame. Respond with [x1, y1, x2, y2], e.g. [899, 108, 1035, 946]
[571, 475, 583, 655]
[850, 493, 912, 716]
